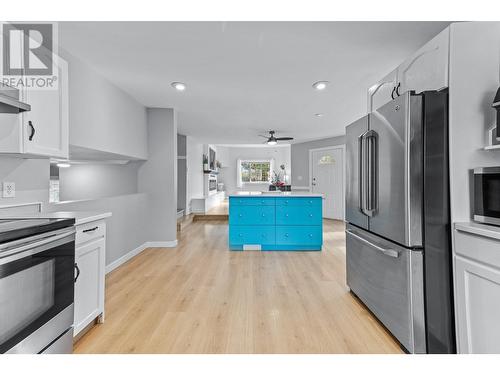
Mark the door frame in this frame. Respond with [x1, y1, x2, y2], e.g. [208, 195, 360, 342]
[308, 145, 346, 220]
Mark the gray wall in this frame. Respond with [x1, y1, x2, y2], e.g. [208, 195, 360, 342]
[0, 158, 50, 207]
[177, 134, 187, 211]
[138, 108, 178, 243]
[290, 135, 345, 186]
[186, 136, 204, 213]
[47, 193, 149, 265]
[59, 162, 140, 201]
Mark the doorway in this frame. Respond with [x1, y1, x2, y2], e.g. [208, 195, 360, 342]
[309, 145, 345, 220]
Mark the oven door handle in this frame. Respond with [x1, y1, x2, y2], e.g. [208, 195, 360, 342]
[74, 263, 81, 283]
[0, 229, 75, 265]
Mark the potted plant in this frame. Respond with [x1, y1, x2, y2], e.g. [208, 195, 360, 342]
[203, 154, 209, 171]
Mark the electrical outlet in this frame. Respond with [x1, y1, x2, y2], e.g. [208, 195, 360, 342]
[2, 182, 16, 198]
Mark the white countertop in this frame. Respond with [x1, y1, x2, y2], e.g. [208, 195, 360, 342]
[8, 211, 112, 226]
[228, 191, 323, 198]
[455, 222, 500, 241]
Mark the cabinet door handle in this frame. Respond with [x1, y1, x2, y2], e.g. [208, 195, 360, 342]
[396, 82, 401, 97]
[28, 121, 35, 141]
[74, 263, 81, 283]
[82, 226, 98, 233]
[391, 86, 396, 100]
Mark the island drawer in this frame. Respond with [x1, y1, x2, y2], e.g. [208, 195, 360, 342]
[276, 206, 322, 225]
[275, 197, 322, 207]
[229, 206, 275, 225]
[276, 226, 322, 245]
[229, 226, 276, 245]
[229, 197, 275, 206]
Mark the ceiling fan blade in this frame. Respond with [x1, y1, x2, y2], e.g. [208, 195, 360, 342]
[258, 135, 269, 138]
[275, 137, 294, 141]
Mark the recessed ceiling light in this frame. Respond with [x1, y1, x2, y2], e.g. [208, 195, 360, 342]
[57, 162, 71, 168]
[171, 82, 186, 91]
[312, 81, 329, 91]
[315, 113, 324, 117]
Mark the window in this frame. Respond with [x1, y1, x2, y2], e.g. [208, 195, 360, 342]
[318, 155, 335, 165]
[239, 160, 271, 183]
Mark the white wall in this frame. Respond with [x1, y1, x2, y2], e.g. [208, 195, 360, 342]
[60, 49, 148, 160]
[448, 22, 500, 223]
[138, 108, 178, 243]
[186, 136, 204, 213]
[216, 145, 291, 193]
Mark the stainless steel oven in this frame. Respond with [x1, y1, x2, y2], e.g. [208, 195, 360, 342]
[0, 220, 75, 354]
[474, 167, 500, 226]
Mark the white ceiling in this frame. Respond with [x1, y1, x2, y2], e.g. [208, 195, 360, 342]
[59, 21, 451, 144]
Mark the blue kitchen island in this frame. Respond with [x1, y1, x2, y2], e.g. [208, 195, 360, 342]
[228, 192, 323, 251]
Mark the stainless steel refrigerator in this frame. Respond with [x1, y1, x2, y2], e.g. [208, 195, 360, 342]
[345, 91, 455, 354]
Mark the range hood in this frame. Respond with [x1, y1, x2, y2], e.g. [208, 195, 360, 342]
[0, 83, 31, 113]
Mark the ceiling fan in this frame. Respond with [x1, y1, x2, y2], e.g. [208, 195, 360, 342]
[259, 130, 294, 145]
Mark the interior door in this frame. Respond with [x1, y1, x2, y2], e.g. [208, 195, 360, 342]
[368, 93, 422, 247]
[311, 147, 344, 220]
[345, 116, 368, 229]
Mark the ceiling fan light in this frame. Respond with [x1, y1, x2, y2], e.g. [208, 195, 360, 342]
[312, 81, 329, 90]
[267, 139, 277, 145]
[171, 82, 186, 91]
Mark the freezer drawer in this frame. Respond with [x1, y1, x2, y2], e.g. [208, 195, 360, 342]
[345, 224, 426, 353]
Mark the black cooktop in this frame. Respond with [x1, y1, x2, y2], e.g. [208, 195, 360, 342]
[0, 218, 75, 244]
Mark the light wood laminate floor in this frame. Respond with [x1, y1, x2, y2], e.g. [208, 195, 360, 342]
[74, 219, 402, 354]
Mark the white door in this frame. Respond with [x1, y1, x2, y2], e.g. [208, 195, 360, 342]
[311, 147, 344, 220]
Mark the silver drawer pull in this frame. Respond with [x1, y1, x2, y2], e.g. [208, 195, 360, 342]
[346, 229, 399, 258]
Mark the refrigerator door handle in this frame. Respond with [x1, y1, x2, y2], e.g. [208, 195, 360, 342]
[359, 131, 369, 215]
[346, 229, 399, 258]
[365, 130, 378, 217]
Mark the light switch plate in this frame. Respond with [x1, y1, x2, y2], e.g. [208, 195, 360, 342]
[2, 182, 16, 198]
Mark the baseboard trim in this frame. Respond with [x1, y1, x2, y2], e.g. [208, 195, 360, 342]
[106, 242, 148, 274]
[145, 240, 178, 248]
[105, 240, 178, 274]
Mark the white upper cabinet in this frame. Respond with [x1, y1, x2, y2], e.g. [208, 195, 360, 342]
[0, 25, 68, 158]
[397, 28, 450, 95]
[22, 55, 69, 158]
[367, 27, 450, 112]
[367, 68, 398, 111]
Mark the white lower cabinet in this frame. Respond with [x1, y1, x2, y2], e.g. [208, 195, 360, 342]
[455, 256, 500, 353]
[454, 224, 500, 353]
[74, 220, 106, 336]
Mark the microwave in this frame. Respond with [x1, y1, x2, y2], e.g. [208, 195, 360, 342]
[473, 167, 500, 226]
